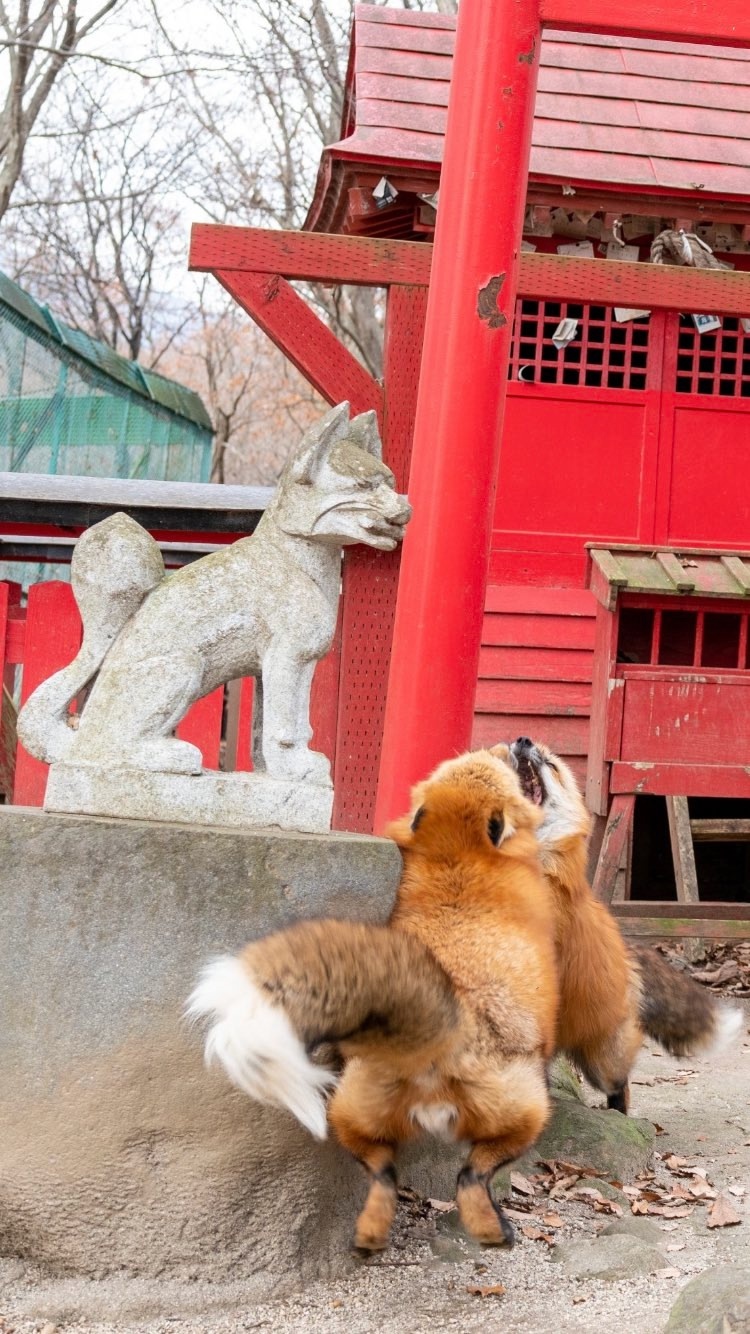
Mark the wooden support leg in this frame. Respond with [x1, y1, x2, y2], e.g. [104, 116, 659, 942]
[666, 796, 704, 962]
[592, 795, 635, 904]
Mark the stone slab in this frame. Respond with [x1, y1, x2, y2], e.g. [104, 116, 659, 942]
[0, 806, 404, 1285]
[44, 762, 334, 833]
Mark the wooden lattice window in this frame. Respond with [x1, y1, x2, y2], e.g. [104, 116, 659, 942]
[509, 301, 650, 390]
[675, 316, 750, 397]
[617, 606, 750, 670]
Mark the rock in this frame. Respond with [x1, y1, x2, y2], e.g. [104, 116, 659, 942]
[496, 1094, 654, 1197]
[663, 1265, 750, 1333]
[534, 1094, 653, 1179]
[551, 1234, 665, 1281]
[601, 1217, 664, 1245]
[589, 1178, 629, 1207]
[550, 1056, 585, 1102]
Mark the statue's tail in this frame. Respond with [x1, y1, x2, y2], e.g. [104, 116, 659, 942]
[17, 513, 165, 763]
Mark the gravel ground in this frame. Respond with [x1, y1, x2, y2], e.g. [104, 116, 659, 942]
[2, 999, 748, 1334]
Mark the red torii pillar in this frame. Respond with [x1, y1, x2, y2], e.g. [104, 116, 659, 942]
[375, 0, 542, 827]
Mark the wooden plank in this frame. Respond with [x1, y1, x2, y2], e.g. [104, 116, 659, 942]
[191, 226, 434, 287]
[720, 555, 750, 595]
[591, 795, 635, 903]
[483, 612, 596, 650]
[484, 585, 595, 616]
[478, 645, 594, 683]
[0, 581, 21, 801]
[176, 687, 224, 770]
[540, 0, 750, 46]
[192, 229, 750, 317]
[474, 679, 591, 715]
[611, 761, 750, 798]
[213, 271, 383, 420]
[13, 582, 82, 807]
[614, 915, 750, 941]
[657, 551, 697, 592]
[0, 471, 270, 535]
[538, 65, 750, 114]
[224, 678, 254, 772]
[472, 712, 590, 756]
[690, 818, 750, 842]
[666, 795, 701, 901]
[517, 252, 750, 317]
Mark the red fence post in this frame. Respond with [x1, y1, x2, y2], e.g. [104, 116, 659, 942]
[0, 581, 22, 801]
[13, 582, 82, 807]
[375, 0, 543, 828]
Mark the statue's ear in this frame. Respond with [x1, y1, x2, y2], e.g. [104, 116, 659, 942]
[348, 410, 382, 460]
[291, 402, 351, 484]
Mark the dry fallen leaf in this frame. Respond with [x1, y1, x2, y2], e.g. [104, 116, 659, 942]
[428, 1199, 455, 1213]
[707, 1196, 743, 1229]
[666, 1243, 686, 1253]
[655, 1267, 681, 1279]
[520, 1225, 554, 1245]
[572, 1295, 589, 1304]
[728, 1186, 746, 1199]
[466, 1284, 506, 1298]
[542, 1212, 564, 1227]
[511, 1171, 536, 1197]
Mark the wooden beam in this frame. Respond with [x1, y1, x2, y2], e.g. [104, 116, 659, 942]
[191, 225, 433, 287]
[540, 0, 750, 46]
[690, 819, 750, 842]
[592, 795, 635, 902]
[518, 252, 750, 316]
[192, 228, 750, 317]
[214, 270, 383, 419]
[611, 901, 750, 941]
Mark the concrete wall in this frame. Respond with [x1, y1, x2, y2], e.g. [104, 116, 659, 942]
[0, 808, 459, 1288]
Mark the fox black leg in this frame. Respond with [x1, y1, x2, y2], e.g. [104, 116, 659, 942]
[606, 1081, 630, 1114]
[457, 1148, 516, 1247]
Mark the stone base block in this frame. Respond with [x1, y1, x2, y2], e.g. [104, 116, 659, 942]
[44, 762, 334, 833]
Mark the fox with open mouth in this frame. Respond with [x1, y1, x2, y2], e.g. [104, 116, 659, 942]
[492, 738, 742, 1113]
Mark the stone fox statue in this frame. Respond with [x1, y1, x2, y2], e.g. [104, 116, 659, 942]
[19, 403, 410, 784]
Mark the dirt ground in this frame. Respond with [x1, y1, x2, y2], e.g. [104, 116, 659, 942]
[1, 996, 748, 1334]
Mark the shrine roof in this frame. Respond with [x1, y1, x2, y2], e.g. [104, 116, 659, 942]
[588, 545, 750, 608]
[305, 6, 750, 233]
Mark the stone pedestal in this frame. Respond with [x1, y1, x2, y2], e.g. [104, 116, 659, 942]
[44, 763, 334, 834]
[0, 807, 465, 1287]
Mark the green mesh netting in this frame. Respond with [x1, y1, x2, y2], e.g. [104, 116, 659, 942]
[0, 271, 213, 588]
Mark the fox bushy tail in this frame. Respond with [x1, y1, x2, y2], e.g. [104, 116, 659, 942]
[187, 919, 459, 1140]
[633, 946, 743, 1057]
[17, 513, 164, 763]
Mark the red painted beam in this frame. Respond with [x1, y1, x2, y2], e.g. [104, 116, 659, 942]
[375, 0, 543, 827]
[194, 229, 750, 317]
[214, 270, 383, 418]
[541, 0, 750, 46]
[520, 253, 750, 317]
[191, 225, 432, 288]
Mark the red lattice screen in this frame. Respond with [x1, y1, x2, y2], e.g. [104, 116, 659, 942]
[509, 300, 650, 390]
[675, 316, 750, 398]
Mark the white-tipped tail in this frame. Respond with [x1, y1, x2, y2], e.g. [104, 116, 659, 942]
[186, 956, 337, 1140]
[704, 1004, 744, 1056]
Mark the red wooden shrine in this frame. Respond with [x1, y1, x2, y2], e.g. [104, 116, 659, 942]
[4, 0, 750, 939]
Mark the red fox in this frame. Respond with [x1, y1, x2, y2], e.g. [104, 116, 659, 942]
[492, 737, 743, 1112]
[189, 751, 559, 1252]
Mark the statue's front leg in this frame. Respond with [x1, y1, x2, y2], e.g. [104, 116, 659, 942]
[260, 642, 331, 784]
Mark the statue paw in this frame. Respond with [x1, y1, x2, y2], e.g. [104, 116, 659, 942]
[265, 745, 331, 785]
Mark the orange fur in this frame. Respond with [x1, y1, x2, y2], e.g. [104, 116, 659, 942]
[493, 739, 735, 1111]
[194, 750, 559, 1253]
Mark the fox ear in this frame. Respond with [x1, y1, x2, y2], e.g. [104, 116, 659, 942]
[348, 409, 382, 459]
[385, 805, 424, 849]
[487, 811, 504, 847]
[291, 402, 351, 484]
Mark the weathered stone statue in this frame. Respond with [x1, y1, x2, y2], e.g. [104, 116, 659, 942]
[18, 402, 410, 831]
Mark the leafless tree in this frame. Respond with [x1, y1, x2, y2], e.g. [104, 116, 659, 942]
[0, 0, 126, 222]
